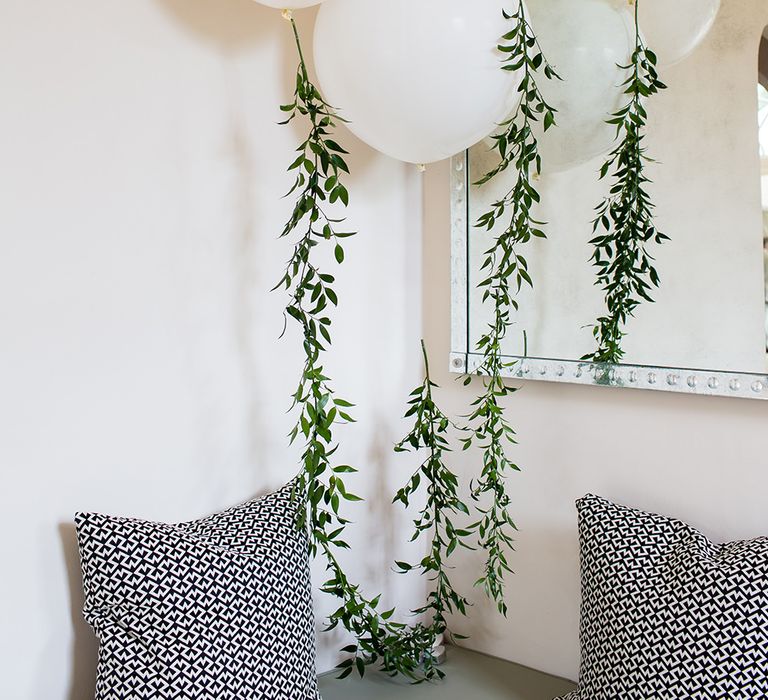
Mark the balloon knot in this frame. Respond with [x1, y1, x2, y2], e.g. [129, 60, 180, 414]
[281, 9, 293, 21]
[417, 163, 427, 173]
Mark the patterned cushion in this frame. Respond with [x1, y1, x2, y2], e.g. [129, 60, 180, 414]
[558, 495, 768, 700]
[75, 482, 320, 700]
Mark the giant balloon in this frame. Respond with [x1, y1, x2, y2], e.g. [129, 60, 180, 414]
[313, 0, 524, 165]
[255, 0, 324, 9]
[638, 0, 720, 66]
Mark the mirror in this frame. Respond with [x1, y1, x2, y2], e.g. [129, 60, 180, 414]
[451, 2, 768, 399]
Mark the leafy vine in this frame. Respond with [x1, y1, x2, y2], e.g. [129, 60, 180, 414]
[275, 3, 563, 677]
[464, 3, 558, 614]
[276, 13, 358, 562]
[276, 15, 442, 682]
[584, 0, 668, 364]
[392, 340, 473, 672]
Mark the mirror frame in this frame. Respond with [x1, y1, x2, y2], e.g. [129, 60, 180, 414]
[449, 152, 768, 401]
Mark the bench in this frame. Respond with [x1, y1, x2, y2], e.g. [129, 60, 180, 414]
[318, 646, 577, 699]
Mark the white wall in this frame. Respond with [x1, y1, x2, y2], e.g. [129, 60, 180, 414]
[426, 1, 768, 680]
[2, 0, 768, 697]
[0, 2, 425, 698]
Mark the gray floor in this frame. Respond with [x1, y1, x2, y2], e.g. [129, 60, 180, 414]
[318, 646, 577, 700]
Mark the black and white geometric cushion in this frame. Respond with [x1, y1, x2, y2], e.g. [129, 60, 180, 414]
[557, 495, 768, 700]
[76, 481, 320, 700]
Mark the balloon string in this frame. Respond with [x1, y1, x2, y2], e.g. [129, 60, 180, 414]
[282, 9, 293, 21]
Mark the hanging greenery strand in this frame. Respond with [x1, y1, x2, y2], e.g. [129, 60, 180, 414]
[276, 15, 441, 682]
[464, 2, 558, 615]
[584, 0, 668, 364]
[276, 12, 358, 562]
[392, 340, 473, 674]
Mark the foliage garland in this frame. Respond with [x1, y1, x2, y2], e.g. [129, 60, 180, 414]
[276, 12, 358, 564]
[275, 3, 570, 679]
[392, 340, 474, 674]
[464, 2, 558, 615]
[584, 0, 668, 364]
[276, 15, 445, 682]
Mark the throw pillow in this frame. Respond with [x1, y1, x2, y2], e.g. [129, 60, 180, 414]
[76, 481, 320, 700]
[557, 494, 768, 700]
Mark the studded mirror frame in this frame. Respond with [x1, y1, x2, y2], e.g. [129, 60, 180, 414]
[449, 152, 768, 401]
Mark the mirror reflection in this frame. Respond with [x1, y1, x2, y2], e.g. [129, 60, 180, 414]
[454, 5, 768, 397]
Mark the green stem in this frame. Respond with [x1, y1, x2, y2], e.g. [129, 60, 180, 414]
[290, 17, 309, 81]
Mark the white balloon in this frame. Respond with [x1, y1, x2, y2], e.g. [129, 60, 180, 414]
[313, 0, 523, 165]
[255, 0, 324, 9]
[638, 0, 720, 67]
[526, 0, 635, 172]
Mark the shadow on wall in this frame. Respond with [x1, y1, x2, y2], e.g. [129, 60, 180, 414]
[152, 0, 308, 493]
[364, 418, 399, 602]
[59, 523, 98, 700]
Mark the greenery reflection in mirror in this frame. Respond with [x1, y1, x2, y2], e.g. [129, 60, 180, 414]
[453, 3, 768, 400]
